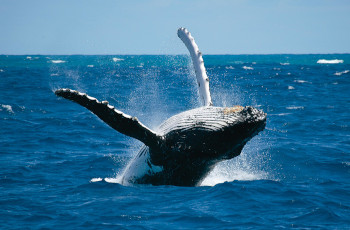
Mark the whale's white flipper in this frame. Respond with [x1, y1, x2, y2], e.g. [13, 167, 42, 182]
[177, 27, 212, 106]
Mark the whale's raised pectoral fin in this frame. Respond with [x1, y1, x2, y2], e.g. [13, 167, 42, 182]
[55, 89, 164, 151]
[177, 27, 212, 106]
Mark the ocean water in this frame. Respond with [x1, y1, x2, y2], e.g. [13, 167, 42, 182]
[1, 54, 350, 229]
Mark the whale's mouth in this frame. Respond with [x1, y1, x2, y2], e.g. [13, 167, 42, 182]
[238, 106, 267, 141]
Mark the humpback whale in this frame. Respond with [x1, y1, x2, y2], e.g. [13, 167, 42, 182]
[55, 28, 267, 186]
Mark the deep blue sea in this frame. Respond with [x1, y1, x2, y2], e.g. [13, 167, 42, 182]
[1, 54, 350, 229]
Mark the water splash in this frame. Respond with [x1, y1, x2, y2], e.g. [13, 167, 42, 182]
[201, 135, 272, 186]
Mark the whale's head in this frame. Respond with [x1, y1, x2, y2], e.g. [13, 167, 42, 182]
[160, 106, 266, 163]
[155, 105, 266, 186]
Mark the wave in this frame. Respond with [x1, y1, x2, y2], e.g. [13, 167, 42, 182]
[242, 66, 254, 70]
[334, 70, 349, 76]
[294, 80, 309, 84]
[112, 57, 124, 62]
[87, 65, 94, 68]
[1, 104, 14, 113]
[90, 178, 103, 182]
[89, 177, 121, 184]
[280, 62, 290, 66]
[317, 59, 344, 64]
[286, 106, 304, 110]
[288, 86, 295, 90]
[50, 60, 66, 64]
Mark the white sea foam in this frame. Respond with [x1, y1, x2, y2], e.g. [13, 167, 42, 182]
[288, 86, 295, 90]
[112, 57, 124, 62]
[201, 135, 271, 187]
[1, 104, 14, 113]
[270, 113, 291, 116]
[90, 178, 103, 183]
[280, 62, 290, 66]
[201, 168, 268, 186]
[104, 177, 121, 183]
[0, 69, 4, 72]
[294, 80, 308, 84]
[225, 66, 235, 70]
[286, 106, 304, 110]
[334, 70, 349, 76]
[26, 56, 32, 60]
[50, 73, 59, 76]
[201, 157, 269, 186]
[87, 65, 94, 68]
[242, 66, 254, 70]
[51, 60, 66, 64]
[317, 59, 344, 64]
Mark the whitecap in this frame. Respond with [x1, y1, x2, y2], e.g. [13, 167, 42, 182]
[317, 59, 344, 64]
[225, 66, 235, 70]
[242, 66, 254, 70]
[280, 62, 290, 65]
[104, 177, 121, 183]
[87, 65, 94, 68]
[112, 57, 124, 62]
[26, 56, 32, 60]
[90, 178, 103, 183]
[50, 73, 59, 76]
[288, 86, 295, 90]
[334, 70, 349, 76]
[50, 60, 66, 64]
[270, 113, 291, 116]
[286, 106, 304, 110]
[0, 69, 4, 72]
[1, 104, 14, 113]
[294, 80, 308, 84]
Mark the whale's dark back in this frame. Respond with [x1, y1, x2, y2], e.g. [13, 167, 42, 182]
[157, 106, 245, 135]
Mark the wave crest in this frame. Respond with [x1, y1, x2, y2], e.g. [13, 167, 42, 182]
[317, 59, 344, 64]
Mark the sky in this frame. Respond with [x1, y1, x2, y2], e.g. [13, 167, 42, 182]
[0, 0, 349, 55]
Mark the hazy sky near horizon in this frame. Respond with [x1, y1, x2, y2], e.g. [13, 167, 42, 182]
[1, 0, 349, 55]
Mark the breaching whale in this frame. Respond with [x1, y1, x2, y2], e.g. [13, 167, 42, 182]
[55, 28, 267, 186]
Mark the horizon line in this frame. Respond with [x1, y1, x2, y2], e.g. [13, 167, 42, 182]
[1, 53, 350, 56]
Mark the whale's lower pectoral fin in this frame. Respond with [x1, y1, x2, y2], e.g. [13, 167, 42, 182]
[55, 89, 163, 151]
